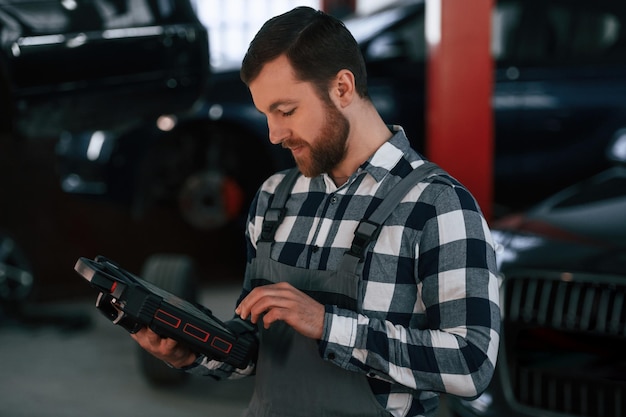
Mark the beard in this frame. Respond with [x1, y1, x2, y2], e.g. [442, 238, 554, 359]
[282, 100, 350, 178]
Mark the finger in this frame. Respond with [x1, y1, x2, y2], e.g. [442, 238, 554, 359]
[129, 327, 145, 342]
[248, 293, 304, 327]
[160, 337, 180, 352]
[236, 283, 289, 320]
[130, 327, 151, 344]
[261, 305, 289, 329]
[240, 285, 298, 323]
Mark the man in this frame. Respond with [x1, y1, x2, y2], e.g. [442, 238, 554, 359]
[132, 6, 500, 417]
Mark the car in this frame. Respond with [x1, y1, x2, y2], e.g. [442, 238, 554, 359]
[56, 0, 626, 241]
[446, 131, 626, 416]
[0, 0, 210, 307]
[0, 0, 210, 138]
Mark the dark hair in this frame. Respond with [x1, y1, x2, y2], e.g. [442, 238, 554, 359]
[240, 6, 368, 100]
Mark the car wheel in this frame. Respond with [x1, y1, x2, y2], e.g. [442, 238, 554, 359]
[132, 122, 274, 231]
[136, 254, 198, 386]
[0, 231, 34, 317]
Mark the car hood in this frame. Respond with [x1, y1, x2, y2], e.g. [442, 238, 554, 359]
[490, 164, 626, 275]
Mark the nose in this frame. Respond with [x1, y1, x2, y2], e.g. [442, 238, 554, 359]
[267, 118, 289, 145]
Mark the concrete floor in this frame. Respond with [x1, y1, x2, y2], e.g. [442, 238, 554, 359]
[0, 284, 253, 417]
[0, 284, 452, 417]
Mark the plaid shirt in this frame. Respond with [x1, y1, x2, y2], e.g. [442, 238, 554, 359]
[189, 127, 501, 417]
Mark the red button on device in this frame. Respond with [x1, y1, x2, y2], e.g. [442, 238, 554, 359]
[183, 323, 210, 342]
[154, 309, 182, 328]
[211, 337, 232, 354]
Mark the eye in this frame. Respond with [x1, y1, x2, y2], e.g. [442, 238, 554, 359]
[282, 108, 295, 117]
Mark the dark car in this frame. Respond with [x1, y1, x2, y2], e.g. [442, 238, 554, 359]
[0, 0, 210, 306]
[56, 0, 626, 240]
[447, 132, 626, 417]
[0, 0, 210, 138]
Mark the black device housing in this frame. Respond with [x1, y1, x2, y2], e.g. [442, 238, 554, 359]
[74, 256, 257, 369]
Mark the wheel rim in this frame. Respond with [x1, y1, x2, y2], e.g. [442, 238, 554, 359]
[178, 171, 245, 230]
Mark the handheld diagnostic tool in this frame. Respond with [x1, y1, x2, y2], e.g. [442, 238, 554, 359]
[74, 256, 257, 369]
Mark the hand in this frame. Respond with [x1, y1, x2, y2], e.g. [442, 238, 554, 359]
[235, 282, 324, 339]
[130, 327, 197, 368]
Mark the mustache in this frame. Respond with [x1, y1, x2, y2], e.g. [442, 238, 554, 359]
[281, 139, 308, 149]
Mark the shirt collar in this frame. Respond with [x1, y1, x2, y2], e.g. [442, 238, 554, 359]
[319, 125, 412, 190]
[360, 125, 412, 183]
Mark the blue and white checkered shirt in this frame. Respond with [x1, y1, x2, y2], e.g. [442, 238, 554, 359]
[189, 126, 501, 417]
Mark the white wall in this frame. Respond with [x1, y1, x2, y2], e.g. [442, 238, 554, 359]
[191, 0, 402, 69]
[356, 0, 397, 15]
[192, 0, 320, 69]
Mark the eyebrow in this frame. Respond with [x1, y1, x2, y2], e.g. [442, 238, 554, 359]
[254, 99, 298, 116]
[268, 100, 297, 113]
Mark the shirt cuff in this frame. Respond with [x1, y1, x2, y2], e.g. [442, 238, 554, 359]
[319, 305, 360, 368]
[172, 354, 204, 371]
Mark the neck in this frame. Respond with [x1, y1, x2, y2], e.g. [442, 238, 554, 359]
[330, 103, 392, 182]
[330, 173, 350, 187]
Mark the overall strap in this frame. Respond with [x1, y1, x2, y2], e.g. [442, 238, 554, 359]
[256, 168, 301, 259]
[340, 162, 443, 274]
[256, 163, 443, 270]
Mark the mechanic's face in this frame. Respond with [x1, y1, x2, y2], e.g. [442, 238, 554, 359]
[249, 55, 349, 178]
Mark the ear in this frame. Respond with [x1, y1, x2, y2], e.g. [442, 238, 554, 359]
[331, 69, 356, 108]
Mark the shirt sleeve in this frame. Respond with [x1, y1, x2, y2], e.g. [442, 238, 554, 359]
[180, 188, 266, 381]
[183, 353, 256, 380]
[318, 182, 501, 399]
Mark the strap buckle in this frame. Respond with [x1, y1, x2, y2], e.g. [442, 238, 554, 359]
[260, 207, 286, 242]
[348, 219, 381, 260]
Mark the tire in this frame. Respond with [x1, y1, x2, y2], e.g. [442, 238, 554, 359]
[0, 231, 34, 317]
[136, 254, 198, 386]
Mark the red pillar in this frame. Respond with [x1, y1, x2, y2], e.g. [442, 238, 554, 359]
[425, 0, 494, 221]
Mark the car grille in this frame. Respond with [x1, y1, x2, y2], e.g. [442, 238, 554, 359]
[502, 270, 626, 417]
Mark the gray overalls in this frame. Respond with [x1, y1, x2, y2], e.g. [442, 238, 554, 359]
[243, 164, 440, 417]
